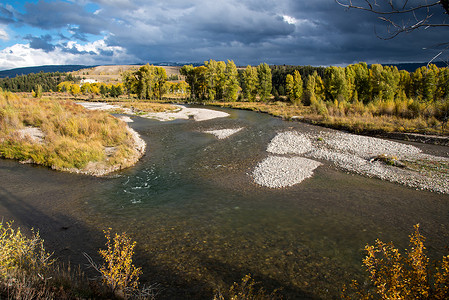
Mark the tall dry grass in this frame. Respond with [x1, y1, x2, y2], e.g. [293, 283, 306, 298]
[208, 99, 449, 135]
[0, 89, 136, 171]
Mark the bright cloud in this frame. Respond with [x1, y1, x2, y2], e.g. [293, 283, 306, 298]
[0, 39, 136, 70]
[0, 27, 8, 41]
[283, 15, 297, 25]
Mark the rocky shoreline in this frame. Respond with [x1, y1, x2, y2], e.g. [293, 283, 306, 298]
[253, 130, 449, 193]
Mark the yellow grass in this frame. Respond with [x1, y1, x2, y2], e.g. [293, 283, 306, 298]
[112, 101, 177, 113]
[0, 89, 136, 172]
[207, 101, 449, 136]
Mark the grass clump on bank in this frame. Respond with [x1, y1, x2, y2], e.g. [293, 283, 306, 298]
[0, 89, 138, 174]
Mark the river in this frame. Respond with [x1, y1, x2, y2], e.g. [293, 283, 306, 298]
[0, 106, 448, 299]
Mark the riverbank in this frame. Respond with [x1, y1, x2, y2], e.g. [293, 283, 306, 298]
[0, 92, 146, 177]
[79, 101, 230, 122]
[206, 101, 449, 146]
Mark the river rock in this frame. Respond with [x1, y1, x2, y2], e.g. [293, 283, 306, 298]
[253, 156, 322, 188]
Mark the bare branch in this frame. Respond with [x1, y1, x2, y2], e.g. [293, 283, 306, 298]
[336, 0, 442, 14]
[336, 0, 449, 39]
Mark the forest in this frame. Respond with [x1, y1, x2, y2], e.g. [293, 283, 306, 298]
[0, 72, 78, 93]
[177, 61, 449, 133]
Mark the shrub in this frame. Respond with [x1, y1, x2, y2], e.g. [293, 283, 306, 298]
[98, 229, 142, 298]
[342, 224, 449, 299]
[0, 221, 54, 298]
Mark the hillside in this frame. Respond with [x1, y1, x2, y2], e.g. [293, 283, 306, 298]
[71, 65, 182, 83]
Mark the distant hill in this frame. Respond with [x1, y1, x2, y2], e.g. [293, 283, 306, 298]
[0, 65, 93, 78]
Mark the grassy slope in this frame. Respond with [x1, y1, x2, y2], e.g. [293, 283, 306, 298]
[0, 89, 139, 174]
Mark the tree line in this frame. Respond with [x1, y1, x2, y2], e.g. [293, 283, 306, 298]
[57, 81, 125, 98]
[180, 60, 273, 102]
[0, 72, 78, 93]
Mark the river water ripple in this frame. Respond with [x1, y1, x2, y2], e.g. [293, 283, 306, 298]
[1, 107, 448, 299]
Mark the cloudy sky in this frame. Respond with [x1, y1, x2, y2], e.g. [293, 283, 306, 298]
[0, 0, 447, 70]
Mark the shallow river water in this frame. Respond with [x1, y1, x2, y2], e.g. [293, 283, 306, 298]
[1, 107, 448, 299]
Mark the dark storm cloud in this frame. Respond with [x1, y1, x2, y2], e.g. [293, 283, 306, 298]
[99, 49, 114, 57]
[5, 0, 449, 66]
[0, 5, 15, 24]
[275, 0, 449, 65]
[97, 0, 446, 65]
[17, 0, 106, 36]
[24, 34, 55, 51]
[186, 3, 295, 44]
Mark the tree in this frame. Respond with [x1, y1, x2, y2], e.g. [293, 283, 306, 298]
[32, 84, 42, 98]
[204, 59, 226, 100]
[242, 65, 259, 101]
[286, 70, 303, 105]
[153, 67, 167, 99]
[180, 65, 196, 99]
[223, 60, 239, 102]
[325, 66, 349, 102]
[336, 0, 449, 39]
[304, 74, 317, 105]
[351, 62, 371, 103]
[81, 83, 91, 94]
[123, 64, 167, 100]
[257, 63, 272, 102]
[70, 84, 81, 96]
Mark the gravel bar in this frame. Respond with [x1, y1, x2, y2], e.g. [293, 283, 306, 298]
[253, 130, 449, 193]
[253, 156, 322, 188]
[204, 128, 244, 139]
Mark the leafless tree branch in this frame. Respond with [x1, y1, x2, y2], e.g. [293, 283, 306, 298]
[336, 0, 449, 39]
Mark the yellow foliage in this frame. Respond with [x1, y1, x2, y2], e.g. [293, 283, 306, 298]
[0, 90, 136, 171]
[99, 229, 142, 296]
[343, 224, 449, 299]
[0, 221, 54, 280]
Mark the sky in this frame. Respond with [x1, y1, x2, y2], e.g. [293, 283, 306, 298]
[0, 0, 447, 70]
